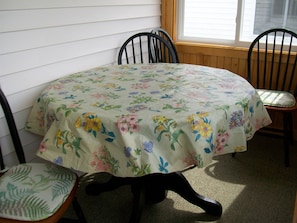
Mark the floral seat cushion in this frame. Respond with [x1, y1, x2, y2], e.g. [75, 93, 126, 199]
[0, 163, 77, 221]
[256, 89, 296, 108]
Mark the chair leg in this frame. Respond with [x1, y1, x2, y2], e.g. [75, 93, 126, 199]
[288, 112, 294, 144]
[72, 196, 88, 223]
[283, 113, 291, 167]
[58, 197, 88, 223]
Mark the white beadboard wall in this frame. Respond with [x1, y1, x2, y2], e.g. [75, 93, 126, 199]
[0, 0, 161, 166]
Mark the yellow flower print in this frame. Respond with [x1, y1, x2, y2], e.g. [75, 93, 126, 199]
[83, 112, 94, 118]
[104, 83, 117, 89]
[57, 139, 64, 146]
[191, 120, 200, 131]
[153, 115, 184, 151]
[187, 112, 213, 146]
[187, 114, 195, 123]
[85, 116, 101, 132]
[54, 129, 84, 157]
[76, 112, 115, 142]
[153, 115, 167, 124]
[56, 130, 63, 138]
[75, 116, 82, 128]
[234, 146, 245, 152]
[157, 125, 165, 132]
[197, 112, 209, 118]
[198, 121, 212, 138]
[56, 130, 65, 147]
[159, 83, 169, 89]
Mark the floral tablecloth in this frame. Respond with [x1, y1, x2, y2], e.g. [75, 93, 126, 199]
[26, 63, 272, 177]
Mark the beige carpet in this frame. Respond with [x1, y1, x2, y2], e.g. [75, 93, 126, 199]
[63, 134, 297, 223]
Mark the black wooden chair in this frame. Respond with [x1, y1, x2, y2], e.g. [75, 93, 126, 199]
[151, 27, 179, 63]
[0, 88, 87, 223]
[117, 32, 178, 65]
[247, 28, 297, 166]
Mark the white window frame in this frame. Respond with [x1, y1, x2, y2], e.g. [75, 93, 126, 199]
[177, 0, 296, 48]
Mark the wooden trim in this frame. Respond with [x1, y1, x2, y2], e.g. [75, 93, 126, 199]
[161, 0, 177, 40]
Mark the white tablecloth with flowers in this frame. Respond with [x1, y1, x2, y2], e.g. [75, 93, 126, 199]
[26, 63, 271, 177]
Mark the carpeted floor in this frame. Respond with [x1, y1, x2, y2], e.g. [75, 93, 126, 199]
[63, 134, 297, 223]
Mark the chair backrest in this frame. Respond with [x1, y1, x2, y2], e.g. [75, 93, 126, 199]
[0, 88, 26, 168]
[247, 28, 297, 96]
[117, 32, 178, 65]
[151, 27, 179, 63]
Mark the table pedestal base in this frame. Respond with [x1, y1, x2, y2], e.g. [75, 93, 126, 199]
[85, 171, 222, 222]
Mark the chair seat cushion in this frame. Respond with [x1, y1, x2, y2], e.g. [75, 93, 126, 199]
[256, 89, 296, 107]
[0, 163, 77, 221]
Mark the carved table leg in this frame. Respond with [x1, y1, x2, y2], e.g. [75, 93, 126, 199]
[162, 172, 222, 216]
[85, 171, 222, 222]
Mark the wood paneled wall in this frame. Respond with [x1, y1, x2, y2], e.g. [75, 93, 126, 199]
[161, 0, 297, 139]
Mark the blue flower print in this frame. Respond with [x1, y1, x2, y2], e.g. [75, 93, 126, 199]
[150, 90, 160, 94]
[54, 156, 63, 165]
[229, 110, 243, 129]
[127, 104, 147, 113]
[143, 141, 153, 153]
[64, 94, 76, 99]
[58, 91, 69, 95]
[249, 106, 254, 117]
[161, 94, 173, 99]
[129, 92, 139, 95]
[159, 157, 168, 173]
[124, 146, 132, 157]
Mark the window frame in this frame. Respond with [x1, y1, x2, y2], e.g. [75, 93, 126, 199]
[177, 0, 297, 48]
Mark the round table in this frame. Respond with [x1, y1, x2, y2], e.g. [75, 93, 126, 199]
[26, 63, 271, 221]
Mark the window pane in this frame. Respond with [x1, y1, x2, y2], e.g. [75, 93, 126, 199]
[179, 0, 297, 46]
[255, 0, 297, 33]
[182, 0, 238, 43]
[241, 0, 297, 42]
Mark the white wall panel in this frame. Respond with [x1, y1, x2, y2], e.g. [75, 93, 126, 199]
[0, 0, 161, 164]
[1, 34, 123, 75]
[0, 5, 160, 32]
[0, 17, 160, 54]
[1, 49, 117, 95]
[0, 0, 159, 10]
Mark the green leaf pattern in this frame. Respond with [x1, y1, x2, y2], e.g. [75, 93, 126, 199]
[0, 163, 76, 221]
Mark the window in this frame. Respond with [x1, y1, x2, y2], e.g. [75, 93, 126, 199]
[178, 0, 297, 47]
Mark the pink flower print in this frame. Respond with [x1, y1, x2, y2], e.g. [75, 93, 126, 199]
[215, 131, 230, 154]
[128, 114, 138, 124]
[37, 110, 45, 128]
[183, 152, 197, 166]
[47, 83, 64, 90]
[90, 145, 118, 173]
[117, 122, 129, 134]
[131, 83, 149, 89]
[116, 114, 141, 134]
[217, 132, 230, 144]
[215, 144, 225, 153]
[130, 123, 140, 132]
[90, 149, 109, 172]
[39, 140, 47, 153]
[172, 102, 183, 109]
[66, 103, 80, 109]
[91, 93, 108, 100]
